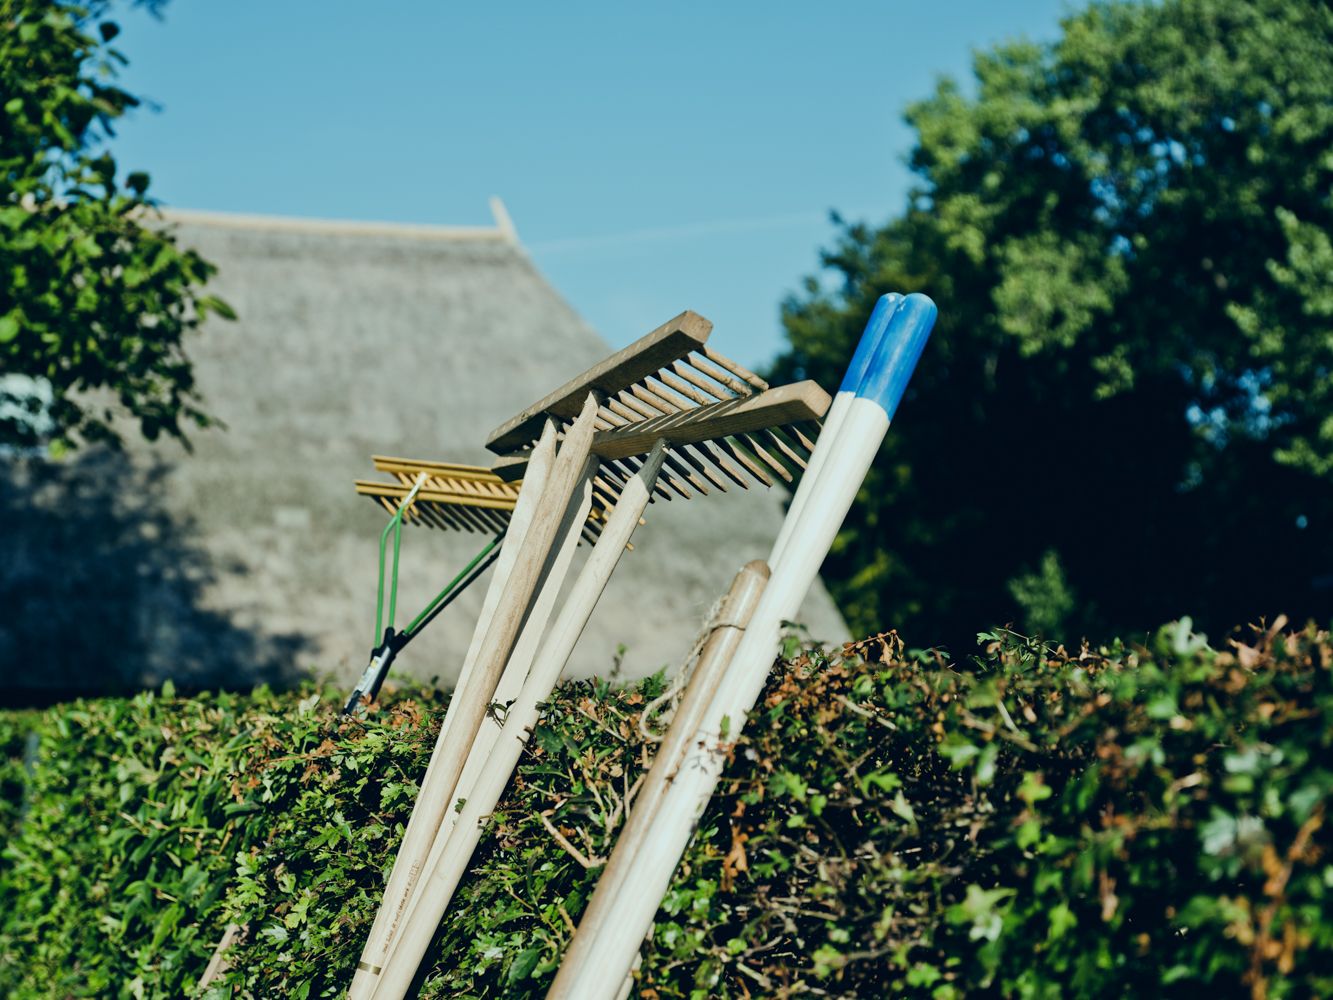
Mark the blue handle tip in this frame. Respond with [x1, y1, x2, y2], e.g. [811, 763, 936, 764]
[855, 292, 937, 418]
[835, 292, 903, 395]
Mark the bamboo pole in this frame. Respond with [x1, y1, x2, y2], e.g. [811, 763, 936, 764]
[546, 558, 770, 1000]
[551, 294, 938, 1000]
[350, 397, 601, 999]
[369, 440, 668, 1000]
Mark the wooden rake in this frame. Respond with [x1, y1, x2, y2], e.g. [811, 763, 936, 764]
[488, 310, 827, 501]
[355, 456, 617, 544]
[353, 311, 832, 1000]
[343, 458, 625, 716]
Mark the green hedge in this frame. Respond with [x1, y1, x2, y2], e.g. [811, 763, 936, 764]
[2, 622, 1330, 998]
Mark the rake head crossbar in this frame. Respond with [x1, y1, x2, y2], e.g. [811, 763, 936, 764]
[354, 458, 611, 543]
[486, 310, 714, 453]
[485, 313, 831, 500]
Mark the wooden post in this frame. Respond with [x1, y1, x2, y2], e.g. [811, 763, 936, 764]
[369, 442, 668, 1000]
[350, 396, 601, 1000]
[545, 559, 769, 1000]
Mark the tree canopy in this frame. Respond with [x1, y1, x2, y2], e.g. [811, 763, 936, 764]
[772, 0, 1333, 649]
[0, 0, 229, 453]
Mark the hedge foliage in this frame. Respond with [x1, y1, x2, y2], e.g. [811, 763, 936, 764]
[2, 621, 1330, 998]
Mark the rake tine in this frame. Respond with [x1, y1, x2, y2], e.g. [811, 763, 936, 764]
[762, 427, 809, 470]
[476, 507, 511, 534]
[662, 451, 710, 495]
[651, 368, 712, 408]
[674, 444, 728, 492]
[712, 436, 773, 487]
[689, 440, 749, 490]
[613, 389, 662, 420]
[700, 344, 769, 391]
[592, 480, 623, 511]
[608, 393, 710, 492]
[415, 504, 450, 532]
[790, 420, 820, 453]
[602, 398, 633, 421]
[738, 432, 795, 482]
[611, 456, 684, 501]
[770, 424, 814, 463]
[671, 360, 731, 402]
[685, 352, 754, 397]
[454, 504, 492, 533]
[628, 381, 685, 416]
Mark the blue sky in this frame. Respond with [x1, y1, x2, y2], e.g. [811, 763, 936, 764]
[115, 1, 1071, 368]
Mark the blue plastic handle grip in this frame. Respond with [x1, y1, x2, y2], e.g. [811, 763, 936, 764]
[836, 292, 903, 394]
[855, 292, 937, 418]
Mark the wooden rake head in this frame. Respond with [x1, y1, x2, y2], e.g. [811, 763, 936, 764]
[354, 456, 613, 544]
[485, 310, 832, 505]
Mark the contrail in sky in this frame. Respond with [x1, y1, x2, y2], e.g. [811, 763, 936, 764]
[528, 210, 832, 254]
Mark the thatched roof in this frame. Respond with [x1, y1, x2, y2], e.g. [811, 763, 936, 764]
[6, 209, 846, 698]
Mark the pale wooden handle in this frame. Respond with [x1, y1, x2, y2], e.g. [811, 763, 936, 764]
[370, 443, 666, 1000]
[545, 559, 770, 1000]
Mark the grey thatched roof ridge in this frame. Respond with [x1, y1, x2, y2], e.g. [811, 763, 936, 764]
[161, 207, 515, 245]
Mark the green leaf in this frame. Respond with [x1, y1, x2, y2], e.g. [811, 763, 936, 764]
[1047, 902, 1077, 941]
[507, 947, 542, 983]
